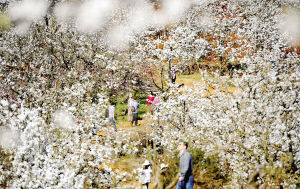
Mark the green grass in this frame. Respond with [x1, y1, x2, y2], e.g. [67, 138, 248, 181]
[178, 73, 202, 80]
[115, 103, 128, 123]
[114, 93, 147, 123]
[227, 81, 236, 87]
[178, 73, 238, 89]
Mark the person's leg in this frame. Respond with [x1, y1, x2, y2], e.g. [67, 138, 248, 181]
[135, 113, 138, 126]
[112, 118, 117, 132]
[109, 118, 117, 132]
[109, 118, 112, 125]
[176, 180, 185, 189]
[131, 113, 134, 125]
[185, 176, 194, 189]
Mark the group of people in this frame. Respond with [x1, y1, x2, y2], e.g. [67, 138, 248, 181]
[106, 92, 161, 132]
[139, 140, 194, 189]
[106, 96, 140, 132]
[106, 65, 176, 132]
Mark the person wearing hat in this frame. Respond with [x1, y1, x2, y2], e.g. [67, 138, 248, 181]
[153, 163, 169, 189]
[139, 160, 152, 189]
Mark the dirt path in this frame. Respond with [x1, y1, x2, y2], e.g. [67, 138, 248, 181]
[117, 117, 151, 132]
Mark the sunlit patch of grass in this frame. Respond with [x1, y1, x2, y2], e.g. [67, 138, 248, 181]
[177, 73, 239, 95]
[178, 73, 203, 80]
[0, 12, 11, 30]
[227, 81, 236, 87]
[115, 103, 128, 123]
[177, 73, 204, 87]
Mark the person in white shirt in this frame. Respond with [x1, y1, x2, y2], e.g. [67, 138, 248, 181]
[108, 102, 117, 132]
[140, 160, 152, 189]
[127, 94, 134, 121]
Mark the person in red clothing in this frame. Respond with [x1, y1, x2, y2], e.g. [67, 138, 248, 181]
[146, 91, 155, 114]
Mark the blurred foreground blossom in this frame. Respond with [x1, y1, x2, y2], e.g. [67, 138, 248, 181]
[8, 0, 49, 33]
[106, 24, 131, 51]
[53, 110, 76, 130]
[280, 9, 300, 47]
[0, 127, 21, 149]
[160, 0, 192, 24]
[75, 0, 116, 33]
[54, 1, 78, 22]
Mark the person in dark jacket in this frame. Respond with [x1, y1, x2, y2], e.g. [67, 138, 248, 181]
[170, 67, 176, 83]
[176, 141, 194, 189]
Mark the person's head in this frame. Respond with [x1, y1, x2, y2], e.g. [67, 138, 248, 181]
[143, 160, 150, 168]
[160, 163, 168, 172]
[150, 91, 154, 96]
[177, 140, 188, 153]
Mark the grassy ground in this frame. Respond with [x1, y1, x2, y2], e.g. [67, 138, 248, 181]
[176, 73, 203, 87]
[176, 73, 239, 95]
[115, 96, 147, 124]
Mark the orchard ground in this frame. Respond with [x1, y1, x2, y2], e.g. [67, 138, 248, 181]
[100, 72, 239, 188]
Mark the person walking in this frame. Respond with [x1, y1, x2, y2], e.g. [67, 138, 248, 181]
[177, 141, 194, 189]
[131, 97, 140, 126]
[108, 102, 117, 132]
